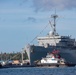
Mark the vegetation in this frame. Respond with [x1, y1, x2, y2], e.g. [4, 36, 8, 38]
[0, 51, 28, 61]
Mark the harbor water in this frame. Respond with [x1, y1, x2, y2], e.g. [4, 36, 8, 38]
[0, 67, 76, 75]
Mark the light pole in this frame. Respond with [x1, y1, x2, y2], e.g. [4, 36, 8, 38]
[21, 48, 24, 65]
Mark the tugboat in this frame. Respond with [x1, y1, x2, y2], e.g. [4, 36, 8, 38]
[36, 50, 66, 67]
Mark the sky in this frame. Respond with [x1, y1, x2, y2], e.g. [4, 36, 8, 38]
[0, 0, 76, 52]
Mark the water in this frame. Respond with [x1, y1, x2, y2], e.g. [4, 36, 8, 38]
[0, 67, 76, 75]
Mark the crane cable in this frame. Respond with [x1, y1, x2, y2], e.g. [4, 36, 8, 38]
[30, 17, 59, 44]
[30, 23, 50, 43]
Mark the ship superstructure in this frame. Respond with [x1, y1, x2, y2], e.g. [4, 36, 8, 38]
[24, 14, 76, 66]
[37, 14, 76, 48]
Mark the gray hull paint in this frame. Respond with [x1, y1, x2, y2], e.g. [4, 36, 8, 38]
[26, 45, 76, 65]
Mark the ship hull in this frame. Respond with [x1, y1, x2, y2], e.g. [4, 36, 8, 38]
[25, 45, 76, 66]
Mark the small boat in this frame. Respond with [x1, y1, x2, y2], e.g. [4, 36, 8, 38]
[36, 50, 66, 67]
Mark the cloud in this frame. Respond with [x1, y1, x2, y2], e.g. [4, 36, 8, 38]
[32, 0, 76, 11]
[19, 0, 28, 6]
[27, 17, 36, 22]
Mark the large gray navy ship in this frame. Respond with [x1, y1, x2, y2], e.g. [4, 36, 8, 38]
[24, 14, 76, 66]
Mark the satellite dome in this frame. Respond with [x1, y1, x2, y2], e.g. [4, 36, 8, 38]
[49, 31, 54, 35]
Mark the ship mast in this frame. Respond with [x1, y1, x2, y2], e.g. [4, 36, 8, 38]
[51, 13, 58, 35]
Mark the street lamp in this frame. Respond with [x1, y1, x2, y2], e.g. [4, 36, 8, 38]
[21, 48, 24, 65]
